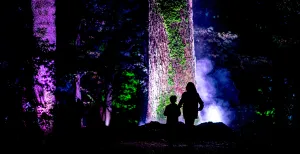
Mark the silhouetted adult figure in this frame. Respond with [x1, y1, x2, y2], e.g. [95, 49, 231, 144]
[178, 82, 204, 145]
[179, 82, 204, 126]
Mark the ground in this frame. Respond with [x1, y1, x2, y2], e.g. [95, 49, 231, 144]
[2, 122, 295, 153]
[116, 140, 236, 154]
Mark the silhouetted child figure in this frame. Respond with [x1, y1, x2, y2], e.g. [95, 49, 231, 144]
[164, 95, 181, 146]
[164, 95, 181, 125]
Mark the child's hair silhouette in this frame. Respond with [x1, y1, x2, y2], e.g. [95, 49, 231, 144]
[170, 95, 177, 104]
[164, 95, 181, 125]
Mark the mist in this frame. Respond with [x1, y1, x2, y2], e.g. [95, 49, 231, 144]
[195, 58, 239, 126]
[193, 27, 239, 126]
[192, 0, 239, 126]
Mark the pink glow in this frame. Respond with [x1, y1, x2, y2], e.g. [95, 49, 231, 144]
[147, 0, 170, 122]
[32, 0, 56, 134]
[147, 0, 195, 123]
[75, 74, 82, 101]
[33, 61, 56, 133]
[32, 0, 56, 49]
[75, 74, 86, 128]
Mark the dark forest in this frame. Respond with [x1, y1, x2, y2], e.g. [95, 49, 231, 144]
[1, 0, 299, 153]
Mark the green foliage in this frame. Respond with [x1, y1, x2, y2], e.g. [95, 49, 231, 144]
[253, 76, 294, 125]
[156, 90, 176, 121]
[255, 76, 274, 118]
[153, 0, 188, 119]
[256, 108, 275, 117]
[167, 63, 175, 85]
[156, 92, 171, 121]
[112, 71, 139, 111]
[157, 0, 187, 61]
[112, 71, 140, 125]
[60, 0, 148, 125]
[156, 0, 188, 86]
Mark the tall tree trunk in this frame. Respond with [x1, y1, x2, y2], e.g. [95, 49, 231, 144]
[74, 25, 85, 127]
[75, 29, 82, 103]
[100, 72, 114, 126]
[105, 83, 113, 126]
[100, 82, 113, 126]
[75, 73, 85, 127]
[75, 73, 82, 102]
[148, 0, 195, 122]
[31, 0, 56, 134]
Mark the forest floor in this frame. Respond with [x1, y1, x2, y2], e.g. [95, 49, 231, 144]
[110, 139, 292, 154]
[3, 122, 296, 153]
[114, 140, 237, 154]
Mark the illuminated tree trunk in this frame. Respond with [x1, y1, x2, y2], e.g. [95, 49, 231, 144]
[74, 25, 85, 127]
[75, 73, 85, 128]
[148, 0, 195, 123]
[100, 78, 113, 126]
[148, 0, 170, 122]
[32, 0, 56, 134]
[104, 84, 112, 126]
[75, 33, 82, 102]
[75, 74, 82, 101]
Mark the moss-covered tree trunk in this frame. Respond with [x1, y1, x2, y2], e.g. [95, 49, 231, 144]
[148, 0, 195, 122]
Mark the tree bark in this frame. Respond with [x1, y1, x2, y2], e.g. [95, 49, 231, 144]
[31, 0, 56, 134]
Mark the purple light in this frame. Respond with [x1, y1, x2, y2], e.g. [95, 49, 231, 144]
[195, 58, 236, 125]
[193, 27, 239, 126]
[33, 62, 56, 133]
[195, 58, 225, 124]
[32, 0, 56, 48]
[32, 0, 56, 134]
[195, 59, 215, 103]
[199, 104, 223, 123]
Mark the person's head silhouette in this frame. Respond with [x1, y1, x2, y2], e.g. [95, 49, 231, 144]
[186, 82, 197, 93]
[170, 95, 177, 104]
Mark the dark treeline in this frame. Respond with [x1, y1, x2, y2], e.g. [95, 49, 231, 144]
[1, 0, 149, 136]
[0, 1, 299, 149]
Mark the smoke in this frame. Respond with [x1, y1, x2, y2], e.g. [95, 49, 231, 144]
[195, 58, 239, 126]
